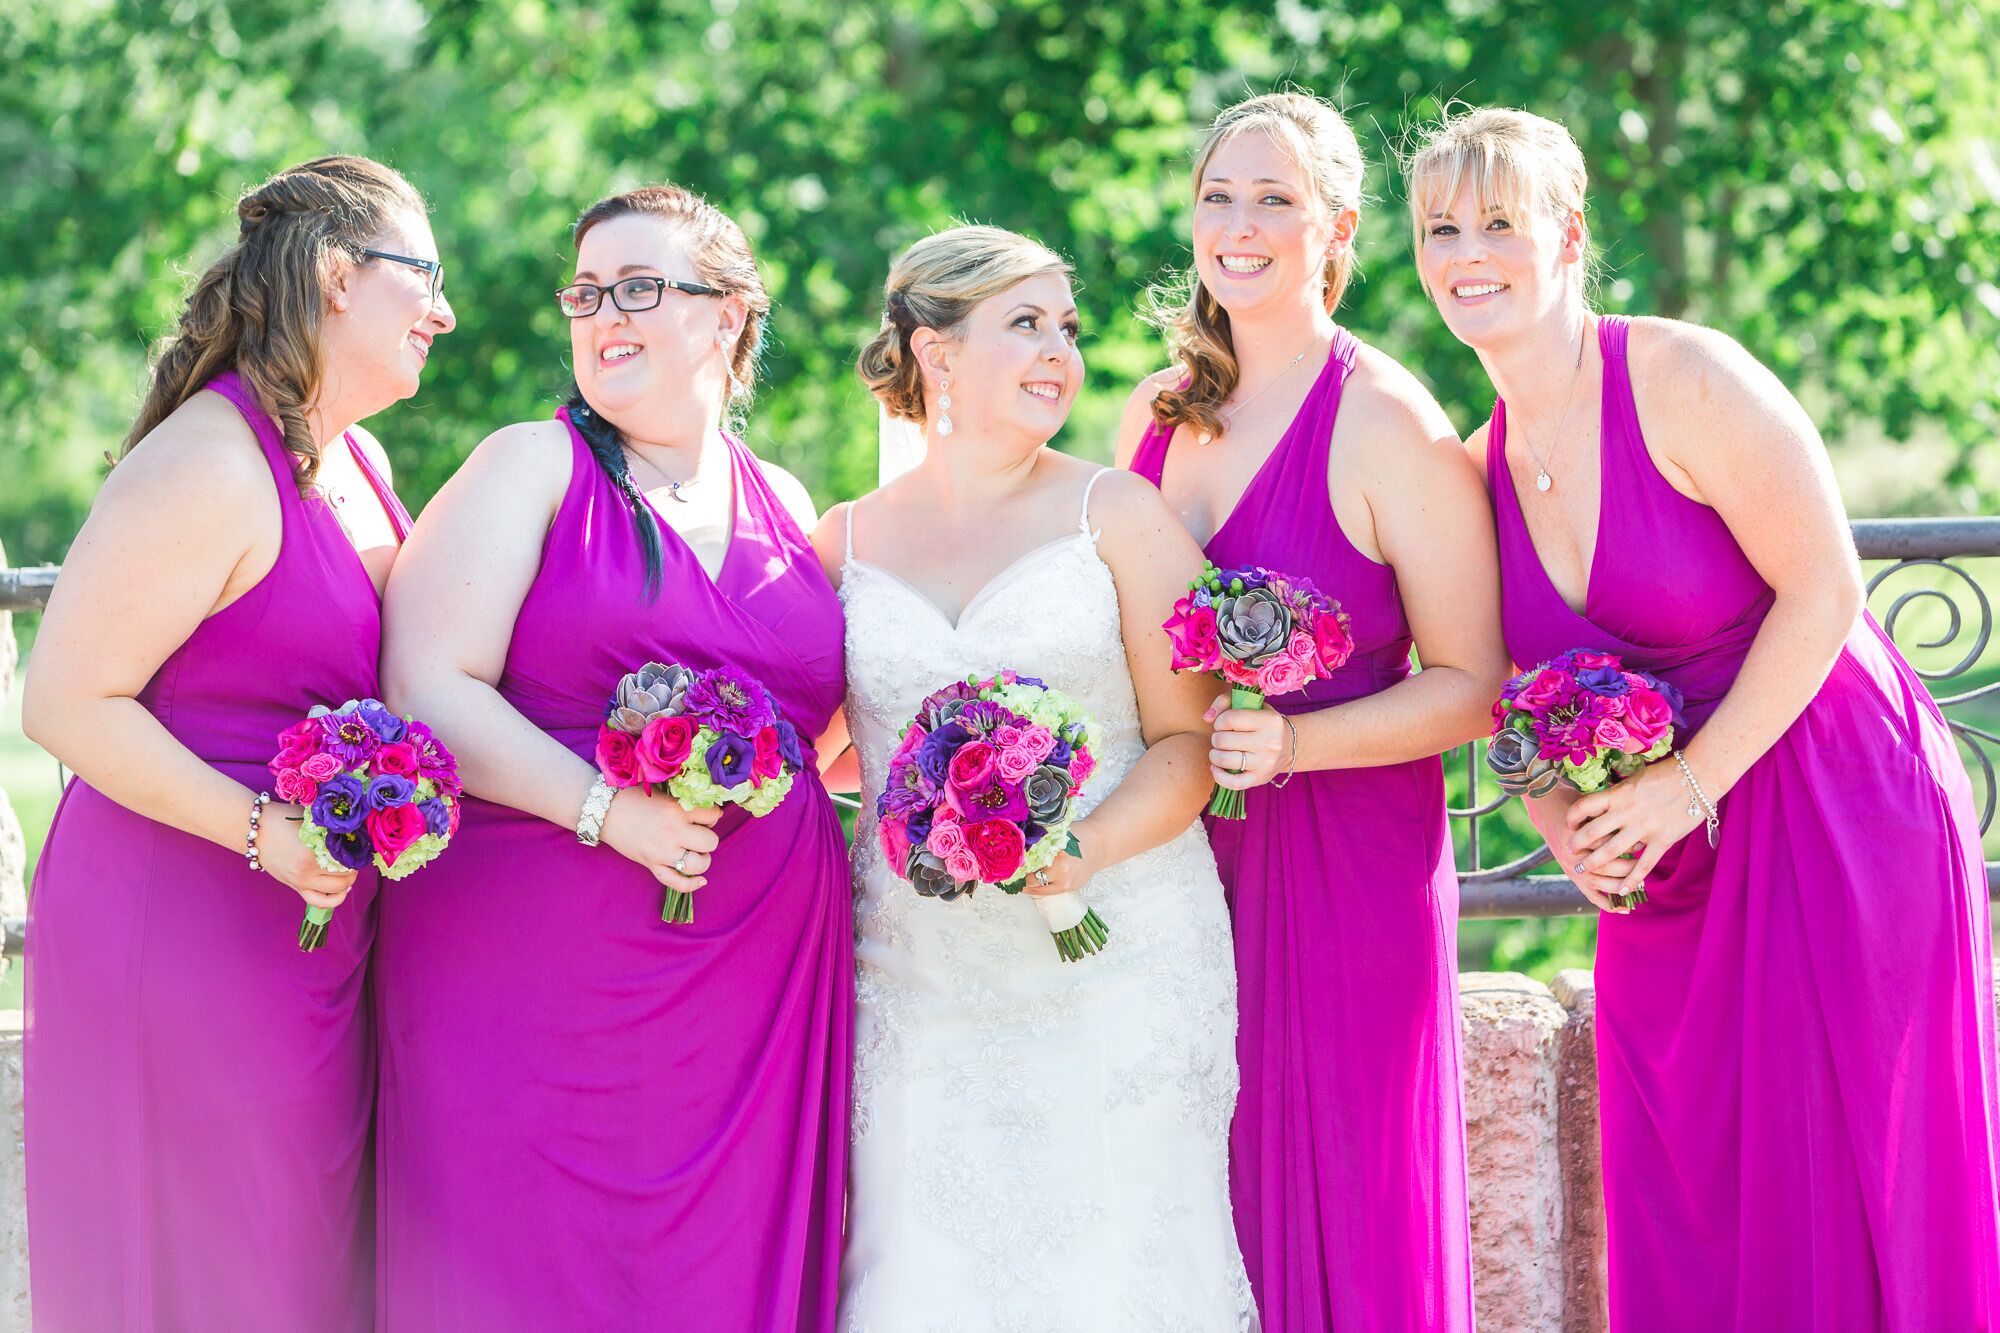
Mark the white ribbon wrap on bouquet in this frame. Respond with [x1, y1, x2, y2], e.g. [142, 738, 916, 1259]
[1031, 890, 1090, 934]
[877, 403, 928, 486]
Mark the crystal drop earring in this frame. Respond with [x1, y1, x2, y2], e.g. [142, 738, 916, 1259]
[936, 375, 954, 437]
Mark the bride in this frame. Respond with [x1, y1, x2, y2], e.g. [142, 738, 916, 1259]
[813, 225, 1255, 1331]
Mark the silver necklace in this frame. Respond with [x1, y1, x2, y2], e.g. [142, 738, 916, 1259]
[1521, 320, 1590, 493]
[1204, 334, 1324, 443]
[623, 445, 696, 503]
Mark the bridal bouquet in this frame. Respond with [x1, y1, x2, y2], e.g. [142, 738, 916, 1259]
[268, 698, 462, 951]
[594, 661, 804, 923]
[876, 670, 1107, 961]
[1486, 649, 1684, 908]
[1163, 561, 1352, 819]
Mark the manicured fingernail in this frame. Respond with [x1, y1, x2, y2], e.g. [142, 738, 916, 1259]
[1573, 862, 1588, 876]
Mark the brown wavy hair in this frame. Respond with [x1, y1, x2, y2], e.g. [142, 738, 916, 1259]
[1147, 93, 1365, 442]
[122, 155, 426, 486]
[857, 225, 1071, 424]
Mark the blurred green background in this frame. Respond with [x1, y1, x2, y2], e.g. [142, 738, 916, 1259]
[4, 0, 1999, 980]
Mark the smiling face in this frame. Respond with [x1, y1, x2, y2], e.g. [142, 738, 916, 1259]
[1417, 175, 1587, 352]
[321, 207, 455, 410]
[921, 270, 1083, 449]
[1192, 128, 1351, 321]
[569, 212, 744, 431]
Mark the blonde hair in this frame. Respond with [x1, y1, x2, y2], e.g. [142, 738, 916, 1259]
[858, 225, 1072, 423]
[1403, 105, 1594, 298]
[1149, 92, 1366, 441]
[124, 155, 426, 486]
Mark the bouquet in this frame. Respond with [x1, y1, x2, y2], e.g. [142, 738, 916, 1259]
[594, 661, 804, 923]
[1163, 561, 1353, 819]
[1486, 649, 1684, 908]
[268, 698, 461, 951]
[875, 671, 1107, 961]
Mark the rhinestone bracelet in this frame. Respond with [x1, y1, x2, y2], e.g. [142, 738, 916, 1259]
[1673, 750, 1721, 849]
[245, 791, 272, 872]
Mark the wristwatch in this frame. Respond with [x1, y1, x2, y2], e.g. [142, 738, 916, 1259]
[576, 775, 615, 846]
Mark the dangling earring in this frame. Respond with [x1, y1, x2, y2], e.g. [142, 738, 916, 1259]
[936, 375, 954, 437]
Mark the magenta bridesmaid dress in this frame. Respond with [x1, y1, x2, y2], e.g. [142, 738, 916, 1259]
[26, 370, 410, 1329]
[374, 410, 851, 1330]
[1488, 314, 2000, 1327]
[1131, 328, 1476, 1331]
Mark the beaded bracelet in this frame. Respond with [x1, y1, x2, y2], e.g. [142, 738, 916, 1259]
[1271, 713, 1301, 791]
[244, 791, 272, 872]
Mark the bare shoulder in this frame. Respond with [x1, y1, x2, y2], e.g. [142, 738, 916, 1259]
[1083, 464, 1179, 539]
[1112, 366, 1180, 467]
[459, 417, 575, 488]
[1339, 342, 1465, 484]
[106, 388, 271, 513]
[1463, 420, 1492, 476]
[1624, 315, 1805, 446]
[808, 499, 853, 585]
[345, 422, 395, 481]
[753, 456, 820, 532]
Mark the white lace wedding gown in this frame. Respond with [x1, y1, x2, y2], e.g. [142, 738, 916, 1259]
[836, 470, 1256, 1332]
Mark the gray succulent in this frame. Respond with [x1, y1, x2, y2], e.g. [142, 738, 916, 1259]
[1024, 766, 1073, 826]
[609, 661, 695, 735]
[907, 848, 972, 901]
[1487, 726, 1562, 798]
[1215, 588, 1294, 667]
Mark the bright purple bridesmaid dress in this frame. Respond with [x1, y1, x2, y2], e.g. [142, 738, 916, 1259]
[1488, 314, 2000, 1328]
[1131, 328, 1476, 1331]
[374, 410, 851, 1331]
[26, 370, 410, 1329]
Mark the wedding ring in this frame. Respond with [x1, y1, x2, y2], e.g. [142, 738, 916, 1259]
[1034, 869, 1051, 886]
[1233, 754, 1246, 775]
[674, 852, 691, 874]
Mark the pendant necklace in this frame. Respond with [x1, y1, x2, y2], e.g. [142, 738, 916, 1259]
[1522, 319, 1590, 494]
[1202, 332, 1324, 445]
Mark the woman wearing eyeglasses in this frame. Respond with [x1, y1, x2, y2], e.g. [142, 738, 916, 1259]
[21, 156, 453, 1330]
[375, 185, 850, 1331]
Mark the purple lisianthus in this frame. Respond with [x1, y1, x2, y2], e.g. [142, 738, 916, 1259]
[915, 722, 971, 791]
[1576, 665, 1630, 697]
[1046, 736, 1074, 770]
[774, 719, 804, 770]
[319, 712, 382, 766]
[366, 773, 417, 811]
[354, 699, 408, 743]
[905, 805, 935, 850]
[704, 733, 756, 788]
[418, 797, 451, 838]
[1657, 676, 1687, 721]
[323, 829, 374, 871]
[687, 667, 775, 735]
[310, 773, 369, 834]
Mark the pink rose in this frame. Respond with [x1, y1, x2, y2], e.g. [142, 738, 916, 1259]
[927, 817, 969, 859]
[1594, 717, 1645, 754]
[1017, 725, 1057, 764]
[1517, 667, 1570, 711]
[992, 724, 1025, 750]
[1623, 688, 1673, 747]
[751, 726, 785, 783]
[1221, 657, 1262, 689]
[944, 848, 982, 882]
[1571, 650, 1620, 670]
[637, 715, 698, 784]
[595, 725, 645, 788]
[300, 752, 344, 783]
[274, 768, 318, 804]
[274, 720, 323, 769]
[877, 816, 912, 871]
[965, 819, 1027, 883]
[890, 723, 929, 767]
[445, 795, 462, 837]
[1620, 671, 1650, 692]
[995, 746, 1038, 784]
[372, 741, 421, 779]
[1311, 612, 1355, 673]
[1070, 746, 1095, 784]
[367, 802, 429, 867]
[1257, 654, 1311, 696]
[947, 741, 997, 792]
[1168, 603, 1224, 673]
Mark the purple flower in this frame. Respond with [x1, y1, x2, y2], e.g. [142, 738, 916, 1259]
[1656, 676, 1686, 722]
[1046, 736, 1074, 770]
[916, 722, 970, 791]
[687, 666, 775, 736]
[879, 765, 934, 820]
[418, 798, 451, 838]
[905, 806, 935, 849]
[323, 829, 374, 871]
[955, 700, 1014, 735]
[354, 699, 408, 743]
[366, 773, 417, 811]
[704, 733, 756, 789]
[318, 712, 381, 766]
[774, 719, 803, 770]
[1576, 665, 1630, 697]
[918, 682, 980, 731]
[944, 772, 1030, 823]
[310, 774, 368, 834]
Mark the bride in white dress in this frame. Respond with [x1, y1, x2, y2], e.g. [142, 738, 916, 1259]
[812, 226, 1255, 1331]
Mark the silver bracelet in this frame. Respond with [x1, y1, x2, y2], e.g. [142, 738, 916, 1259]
[575, 775, 616, 847]
[1271, 712, 1301, 791]
[1673, 749, 1721, 849]
[245, 791, 271, 872]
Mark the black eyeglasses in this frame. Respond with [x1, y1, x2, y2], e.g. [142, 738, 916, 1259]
[359, 248, 445, 304]
[555, 275, 722, 319]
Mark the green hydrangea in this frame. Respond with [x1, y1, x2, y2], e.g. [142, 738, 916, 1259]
[382, 834, 448, 880]
[299, 819, 343, 874]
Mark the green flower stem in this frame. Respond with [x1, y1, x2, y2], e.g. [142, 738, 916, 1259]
[1051, 908, 1110, 962]
[660, 887, 695, 925]
[297, 905, 333, 953]
[1206, 686, 1266, 820]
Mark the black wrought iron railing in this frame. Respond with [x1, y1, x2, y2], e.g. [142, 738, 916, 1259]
[7, 515, 2000, 926]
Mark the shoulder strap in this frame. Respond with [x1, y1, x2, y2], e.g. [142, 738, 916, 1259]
[843, 497, 858, 564]
[1079, 467, 1111, 539]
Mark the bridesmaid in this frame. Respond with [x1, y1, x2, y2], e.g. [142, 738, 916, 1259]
[1408, 105, 2000, 1326]
[21, 156, 452, 1329]
[1116, 92, 1502, 1330]
[376, 184, 850, 1330]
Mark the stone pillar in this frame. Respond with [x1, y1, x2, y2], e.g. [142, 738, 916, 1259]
[1461, 971, 1568, 1333]
[1552, 970, 1609, 1333]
